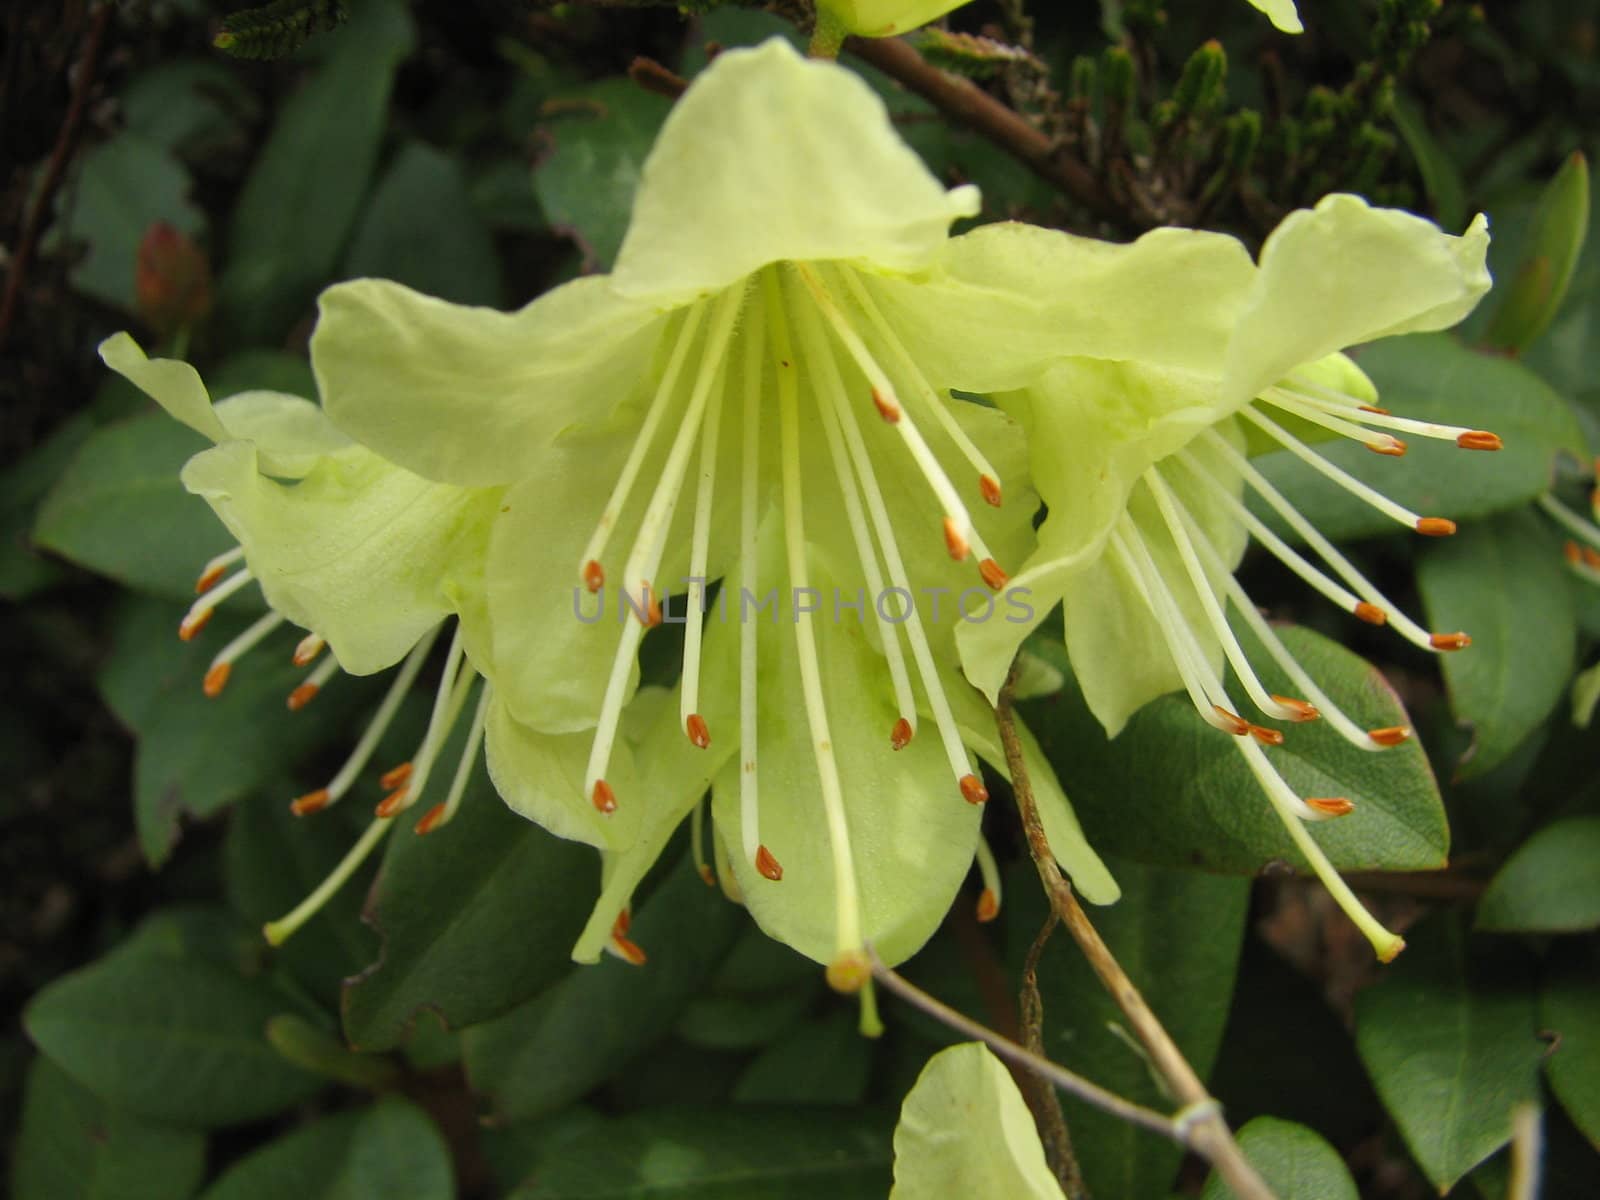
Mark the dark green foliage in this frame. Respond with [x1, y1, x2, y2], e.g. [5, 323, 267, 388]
[214, 0, 350, 61]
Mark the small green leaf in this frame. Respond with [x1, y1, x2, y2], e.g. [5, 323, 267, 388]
[11, 1058, 207, 1200]
[46, 134, 204, 312]
[504, 1107, 892, 1198]
[533, 78, 672, 272]
[1251, 334, 1586, 544]
[340, 767, 596, 1051]
[0, 413, 93, 600]
[1354, 914, 1543, 1191]
[1201, 1117, 1358, 1200]
[889, 1043, 1063, 1200]
[33, 413, 226, 599]
[463, 855, 743, 1122]
[24, 935, 323, 1127]
[733, 1010, 873, 1106]
[265, 1014, 399, 1089]
[198, 1098, 453, 1200]
[1541, 941, 1600, 1151]
[1417, 508, 1577, 779]
[1391, 95, 1467, 234]
[343, 142, 504, 307]
[1477, 816, 1600, 933]
[1484, 152, 1590, 353]
[217, 0, 415, 343]
[1003, 857, 1249, 1198]
[1022, 624, 1447, 875]
[122, 60, 257, 155]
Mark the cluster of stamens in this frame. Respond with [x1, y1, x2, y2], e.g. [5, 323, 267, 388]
[1112, 372, 1501, 959]
[1538, 462, 1600, 586]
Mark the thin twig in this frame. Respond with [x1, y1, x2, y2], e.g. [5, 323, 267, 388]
[1021, 909, 1089, 1199]
[996, 666, 1278, 1200]
[843, 35, 1127, 225]
[866, 947, 1179, 1144]
[0, 1, 111, 353]
[628, 55, 687, 99]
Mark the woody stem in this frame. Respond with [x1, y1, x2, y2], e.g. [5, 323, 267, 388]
[995, 662, 1278, 1200]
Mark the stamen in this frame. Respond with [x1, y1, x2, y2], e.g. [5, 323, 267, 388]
[195, 546, 244, 594]
[1306, 796, 1355, 817]
[692, 795, 714, 887]
[1239, 407, 1442, 534]
[872, 388, 901, 423]
[833, 267, 1005, 505]
[1538, 493, 1600, 553]
[755, 844, 784, 881]
[1356, 603, 1387, 625]
[179, 566, 254, 640]
[582, 617, 647, 814]
[978, 558, 1007, 590]
[1280, 376, 1502, 450]
[1260, 387, 1408, 456]
[591, 779, 618, 813]
[414, 804, 447, 835]
[891, 717, 914, 750]
[373, 627, 471, 818]
[685, 714, 710, 749]
[1194, 434, 1443, 653]
[974, 834, 1001, 923]
[1145, 466, 1312, 724]
[1368, 726, 1411, 747]
[290, 789, 328, 816]
[310, 627, 440, 810]
[959, 774, 989, 805]
[1272, 696, 1320, 722]
[767, 267, 865, 967]
[379, 762, 413, 791]
[203, 611, 285, 697]
[1457, 432, 1502, 451]
[1213, 706, 1250, 736]
[943, 517, 969, 561]
[1249, 723, 1285, 745]
[292, 632, 325, 667]
[679, 322, 732, 752]
[424, 681, 491, 832]
[1430, 632, 1471, 650]
[576, 303, 708, 584]
[738, 298, 765, 870]
[608, 910, 648, 966]
[264, 819, 393, 945]
[1416, 518, 1456, 537]
[288, 653, 340, 711]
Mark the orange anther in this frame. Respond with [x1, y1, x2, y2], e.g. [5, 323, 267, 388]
[1416, 517, 1457, 537]
[179, 608, 213, 641]
[1212, 705, 1250, 736]
[286, 683, 319, 711]
[291, 634, 324, 666]
[698, 864, 716, 887]
[644, 585, 662, 628]
[1456, 431, 1502, 451]
[755, 845, 784, 881]
[1585, 547, 1600, 570]
[1430, 632, 1471, 651]
[978, 557, 1008, 590]
[1566, 540, 1583, 565]
[195, 563, 227, 594]
[1354, 602, 1388, 626]
[943, 517, 970, 561]
[871, 387, 902, 423]
[686, 713, 710, 749]
[1306, 796, 1355, 817]
[975, 888, 1000, 923]
[1365, 437, 1407, 457]
[890, 717, 914, 750]
[379, 762, 412, 791]
[613, 907, 631, 937]
[290, 789, 329, 817]
[1358, 404, 1390, 415]
[414, 803, 448, 835]
[203, 662, 232, 698]
[979, 474, 1003, 507]
[959, 774, 988, 805]
[611, 934, 648, 966]
[592, 779, 617, 813]
[1271, 695, 1320, 722]
[375, 789, 408, 818]
[1248, 723, 1285, 746]
[1368, 725, 1411, 747]
[583, 559, 605, 593]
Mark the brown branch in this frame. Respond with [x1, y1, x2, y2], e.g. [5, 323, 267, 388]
[0, 1, 111, 353]
[996, 667, 1278, 1200]
[628, 55, 687, 100]
[844, 35, 1125, 225]
[1021, 909, 1088, 1199]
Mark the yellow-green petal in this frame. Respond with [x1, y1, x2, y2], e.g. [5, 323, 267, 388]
[890, 1043, 1065, 1200]
[817, 0, 971, 37]
[1246, 0, 1303, 33]
[610, 39, 978, 309]
[99, 333, 227, 444]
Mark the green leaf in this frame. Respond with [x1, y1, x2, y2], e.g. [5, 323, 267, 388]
[343, 142, 504, 307]
[532, 78, 671, 272]
[1022, 624, 1447, 874]
[11, 1057, 207, 1200]
[1541, 941, 1600, 1151]
[122, 60, 258, 155]
[1477, 816, 1600, 933]
[218, 0, 415, 343]
[1353, 913, 1543, 1191]
[504, 1107, 893, 1198]
[33, 413, 226, 599]
[1391, 95, 1468, 234]
[340, 766, 596, 1050]
[1003, 856, 1250, 1199]
[463, 855, 743, 1122]
[1251, 334, 1587, 544]
[97, 598, 377, 866]
[198, 1098, 453, 1200]
[46, 133, 204, 311]
[733, 1010, 873, 1106]
[1201, 1117, 1358, 1200]
[470, 160, 547, 233]
[1484, 151, 1591, 353]
[0, 413, 93, 600]
[23, 934, 323, 1127]
[1417, 508, 1577, 779]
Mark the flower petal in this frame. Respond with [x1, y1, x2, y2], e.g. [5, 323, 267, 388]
[99, 332, 227, 444]
[311, 276, 667, 487]
[610, 39, 978, 308]
[1246, 0, 1303, 33]
[819, 0, 972, 37]
[1223, 195, 1491, 406]
[180, 440, 500, 674]
[212, 391, 352, 478]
